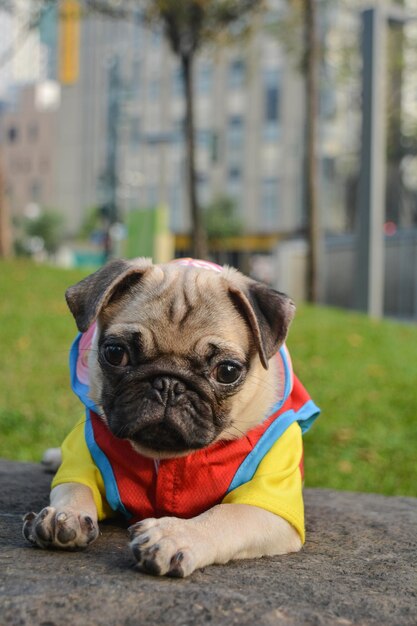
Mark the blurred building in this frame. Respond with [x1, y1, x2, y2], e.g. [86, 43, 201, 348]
[0, 1, 363, 239]
[0, 84, 59, 221]
[123, 19, 307, 237]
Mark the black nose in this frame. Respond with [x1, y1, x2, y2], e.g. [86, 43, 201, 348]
[152, 377, 186, 406]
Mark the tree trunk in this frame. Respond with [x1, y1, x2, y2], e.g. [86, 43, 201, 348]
[0, 157, 12, 258]
[386, 13, 405, 225]
[303, 0, 320, 303]
[181, 53, 208, 260]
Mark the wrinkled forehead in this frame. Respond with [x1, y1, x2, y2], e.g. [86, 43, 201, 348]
[100, 264, 250, 355]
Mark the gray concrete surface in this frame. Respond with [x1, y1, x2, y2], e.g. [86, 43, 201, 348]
[0, 458, 416, 626]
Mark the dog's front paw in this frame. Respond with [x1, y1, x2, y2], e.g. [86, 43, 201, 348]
[22, 507, 99, 550]
[128, 517, 208, 578]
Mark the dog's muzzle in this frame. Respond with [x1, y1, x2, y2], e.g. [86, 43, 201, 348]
[151, 376, 186, 407]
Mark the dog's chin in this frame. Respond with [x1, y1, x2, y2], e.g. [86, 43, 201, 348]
[127, 424, 213, 458]
[124, 427, 216, 460]
[129, 440, 197, 460]
[103, 409, 221, 459]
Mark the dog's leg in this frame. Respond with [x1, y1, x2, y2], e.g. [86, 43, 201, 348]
[129, 503, 302, 577]
[23, 483, 99, 549]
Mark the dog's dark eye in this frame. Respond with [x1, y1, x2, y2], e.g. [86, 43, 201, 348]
[103, 344, 129, 367]
[215, 362, 242, 385]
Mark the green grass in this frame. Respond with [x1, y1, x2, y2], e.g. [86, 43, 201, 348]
[0, 259, 415, 497]
[288, 306, 417, 497]
[0, 260, 86, 461]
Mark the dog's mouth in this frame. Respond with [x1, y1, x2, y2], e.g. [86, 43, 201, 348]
[128, 421, 214, 454]
[102, 378, 226, 456]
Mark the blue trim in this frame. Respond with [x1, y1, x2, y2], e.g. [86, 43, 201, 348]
[84, 410, 131, 519]
[266, 345, 293, 416]
[279, 345, 292, 407]
[297, 400, 321, 434]
[72, 336, 131, 518]
[69, 334, 100, 413]
[226, 399, 320, 493]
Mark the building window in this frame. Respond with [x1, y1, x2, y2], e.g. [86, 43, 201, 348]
[131, 58, 141, 97]
[197, 172, 210, 206]
[320, 84, 336, 119]
[151, 27, 162, 47]
[228, 59, 246, 89]
[322, 156, 336, 180]
[132, 9, 142, 49]
[211, 131, 220, 164]
[260, 178, 279, 229]
[227, 116, 244, 152]
[148, 79, 160, 100]
[173, 117, 185, 144]
[227, 167, 242, 200]
[30, 180, 42, 202]
[172, 67, 184, 97]
[263, 69, 281, 142]
[147, 185, 158, 208]
[130, 117, 141, 145]
[8, 127, 18, 143]
[196, 63, 212, 94]
[197, 129, 212, 150]
[169, 182, 183, 231]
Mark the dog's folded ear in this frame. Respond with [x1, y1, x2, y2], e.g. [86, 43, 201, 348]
[228, 280, 296, 369]
[65, 258, 152, 332]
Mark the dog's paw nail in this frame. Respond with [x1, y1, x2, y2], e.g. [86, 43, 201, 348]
[135, 534, 150, 546]
[128, 521, 143, 536]
[83, 516, 98, 543]
[22, 516, 36, 543]
[167, 552, 185, 578]
[56, 512, 67, 523]
[140, 548, 161, 576]
[83, 516, 94, 529]
[172, 551, 184, 564]
[39, 508, 50, 521]
[131, 542, 143, 562]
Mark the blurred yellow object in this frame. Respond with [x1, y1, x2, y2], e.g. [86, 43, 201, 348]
[154, 204, 175, 263]
[59, 0, 80, 85]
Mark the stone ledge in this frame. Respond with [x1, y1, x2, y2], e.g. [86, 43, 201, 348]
[0, 459, 416, 626]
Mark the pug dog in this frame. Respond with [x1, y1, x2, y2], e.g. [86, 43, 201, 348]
[23, 258, 319, 577]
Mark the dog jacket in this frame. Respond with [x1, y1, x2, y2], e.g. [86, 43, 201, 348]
[52, 261, 320, 542]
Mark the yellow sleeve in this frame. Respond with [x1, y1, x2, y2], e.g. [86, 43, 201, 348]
[222, 421, 305, 543]
[51, 418, 115, 521]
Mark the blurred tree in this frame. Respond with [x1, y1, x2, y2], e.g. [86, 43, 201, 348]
[24, 210, 64, 255]
[270, 0, 320, 303]
[7, 0, 262, 260]
[142, 0, 261, 260]
[385, 1, 417, 228]
[79, 0, 262, 260]
[204, 195, 242, 239]
[0, 155, 12, 258]
[302, 0, 320, 304]
[78, 206, 102, 241]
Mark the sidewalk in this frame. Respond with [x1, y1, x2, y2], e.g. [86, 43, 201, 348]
[0, 459, 416, 626]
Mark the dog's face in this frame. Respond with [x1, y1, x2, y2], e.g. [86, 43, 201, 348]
[66, 259, 295, 458]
